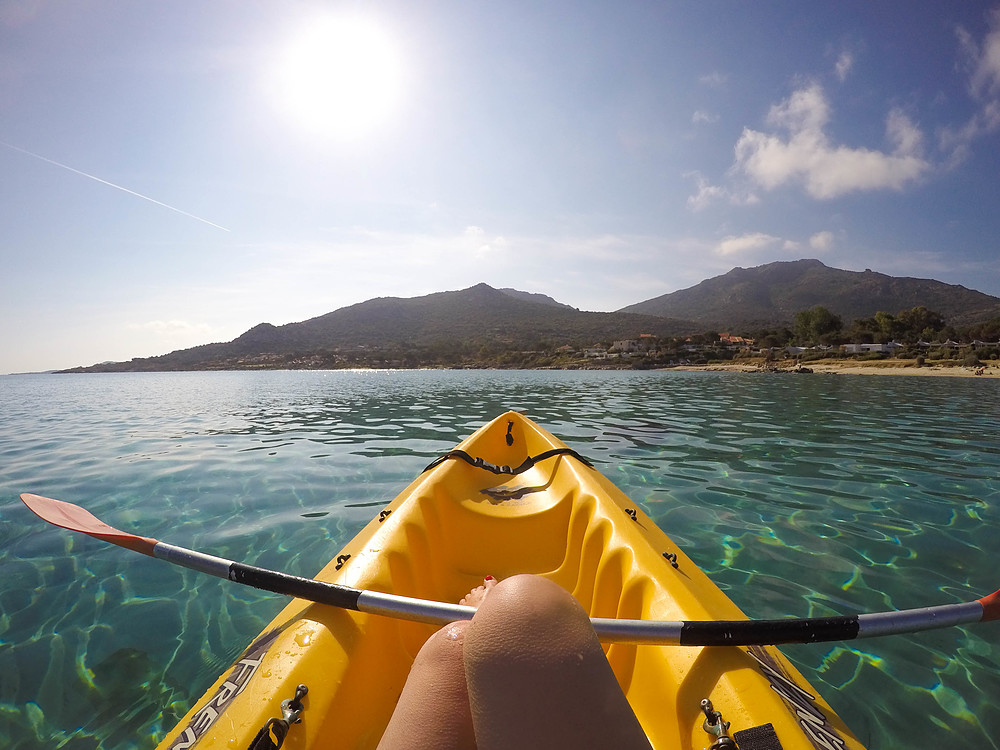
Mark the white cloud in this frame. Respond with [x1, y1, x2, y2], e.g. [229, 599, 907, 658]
[685, 172, 726, 211]
[462, 225, 504, 257]
[768, 83, 831, 133]
[946, 10, 1000, 165]
[699, 72, 727, 88]
[809, 230, 835, 250]
[835, 50, 854, 82]
[712, 230, 834, 258]
[733, 83, 929, 199]
[962, 8, 1000, 98]
[685, 171, 759, 210]
[716, 232, 781, 256]
[692, 110, 719, 125]
[940, 99, 1000, 167]
[886, 108, 923, 155]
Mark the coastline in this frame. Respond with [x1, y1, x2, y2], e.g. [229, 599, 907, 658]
[669, 358, 1000, 378]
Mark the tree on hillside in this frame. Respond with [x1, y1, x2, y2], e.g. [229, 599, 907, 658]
[960, 316, 1000, 341]
[847, 306, 947, 344]
[750, 327, 793, 349]
[844, 316, 878, 344]
[896, 306, 945, 341]
[794, 306, 842, 345]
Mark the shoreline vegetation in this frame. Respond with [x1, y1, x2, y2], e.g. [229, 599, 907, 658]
[56, 355, 1000, 378]
[668, 358, 999, 377]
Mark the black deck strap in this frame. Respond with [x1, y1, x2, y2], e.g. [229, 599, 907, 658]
[248, 718, 288, 750]
[733, 723, 783, 750]
[422, 447, 594, 475]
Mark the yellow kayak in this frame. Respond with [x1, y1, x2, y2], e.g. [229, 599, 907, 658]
[156, 411, 865, 750]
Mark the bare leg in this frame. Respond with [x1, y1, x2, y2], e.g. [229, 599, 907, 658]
[376, 620, 475, 750]
[378, 575, 650, 750]
[463, 574, 652, 750]
[377, 578, 496, 750]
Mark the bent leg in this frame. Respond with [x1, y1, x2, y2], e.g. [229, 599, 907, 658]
[377, 621, 476, 750]
[463, 575, 652, 750]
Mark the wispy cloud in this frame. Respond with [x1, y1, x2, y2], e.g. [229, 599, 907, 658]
[732, 83, 929, 199]
[685, 172, 726, 211]
[684, 171, 758, 211]
[834, 50, 854, 82]
[698, 71, 727, 88]
[959, 8, 1000, 98]
[716, 232, 781, 256]
[692, 110, 719, 125]
[715, 230, 835, 258]
[944, 10, 1000, 165]
[809, 230, 835, 250]
[464, 226, 507, 258]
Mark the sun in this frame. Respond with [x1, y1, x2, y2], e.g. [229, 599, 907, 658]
[273, 15, 403, 141]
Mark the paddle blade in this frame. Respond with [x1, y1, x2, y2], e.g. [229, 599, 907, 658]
[979, 588, 1000, 622]
[20, 493, 158, 556]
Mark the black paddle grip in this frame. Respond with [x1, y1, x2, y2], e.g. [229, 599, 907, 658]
[679, 615, 860, 646]
[229, 562, 363, 610]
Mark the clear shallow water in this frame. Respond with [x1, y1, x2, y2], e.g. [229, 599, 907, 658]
[1, 369, 998, 748]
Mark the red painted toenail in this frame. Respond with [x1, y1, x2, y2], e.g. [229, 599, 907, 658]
[484, 575, 496, 581]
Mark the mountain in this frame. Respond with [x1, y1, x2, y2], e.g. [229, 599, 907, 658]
[63, 263, 1000, 373]
[620, 259, 1000, 329]
[498, 288, 576, 309]
[65, 284, 697, 372]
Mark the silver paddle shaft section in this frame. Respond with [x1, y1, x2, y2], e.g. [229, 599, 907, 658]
[358, 590, 476, 625]
[857, 600, 985, 638]
[153, 541, 232, 578]
[592, 617, 685, 644]
[359, 592, 686, 643]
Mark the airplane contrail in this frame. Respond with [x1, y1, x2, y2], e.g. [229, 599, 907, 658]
[0, 140, 230, 232]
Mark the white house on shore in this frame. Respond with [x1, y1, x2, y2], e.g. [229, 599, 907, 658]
[841, 342, 905, 354]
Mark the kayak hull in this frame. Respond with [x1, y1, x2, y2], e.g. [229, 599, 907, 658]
[157, 412, 864, 750]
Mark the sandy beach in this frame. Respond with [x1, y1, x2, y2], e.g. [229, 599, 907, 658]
[671, 358, 1000, 378]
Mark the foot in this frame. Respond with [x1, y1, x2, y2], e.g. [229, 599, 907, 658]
[460, 576, 497, 608]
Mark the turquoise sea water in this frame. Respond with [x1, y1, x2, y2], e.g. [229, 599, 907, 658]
[1, 369, 998, 748]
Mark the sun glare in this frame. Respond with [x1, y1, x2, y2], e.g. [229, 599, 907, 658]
[273, 15, 403, 141]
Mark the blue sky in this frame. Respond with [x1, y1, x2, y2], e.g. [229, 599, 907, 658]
[3, 1, 1000, 373]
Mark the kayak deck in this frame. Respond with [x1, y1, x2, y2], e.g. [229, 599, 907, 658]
[157, 411, 864, 750]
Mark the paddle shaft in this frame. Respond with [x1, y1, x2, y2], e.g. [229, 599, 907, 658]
[153, 540, 478, 625]
[118, 539, 1000, 645]
[21, 493, 1000, 646]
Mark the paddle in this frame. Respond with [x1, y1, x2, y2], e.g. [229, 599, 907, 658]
[20, 493, 1000, 646]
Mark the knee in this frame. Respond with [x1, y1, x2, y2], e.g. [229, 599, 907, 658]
[491, 574, 584, 621]
[465, 575, 597, 657]
[411, 620, 470, 673]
